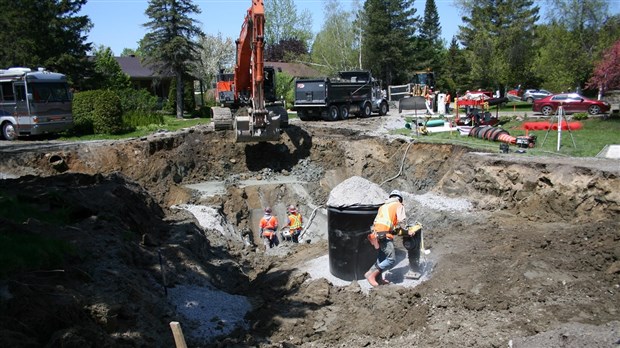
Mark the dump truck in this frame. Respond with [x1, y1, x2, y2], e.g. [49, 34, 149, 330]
[293, 71, 388, 121]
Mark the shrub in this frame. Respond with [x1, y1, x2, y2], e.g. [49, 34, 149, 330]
[92, 90, 123, 134]
[117, 88, 159, 113]
[572, 112, 589, 120]
[191, 106, 212, 118]
[71, 90, 98, 135]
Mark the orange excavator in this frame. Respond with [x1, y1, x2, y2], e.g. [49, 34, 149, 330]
[212, 0, 285, 142]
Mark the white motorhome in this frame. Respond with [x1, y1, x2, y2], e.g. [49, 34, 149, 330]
[0, 67, 73, 140]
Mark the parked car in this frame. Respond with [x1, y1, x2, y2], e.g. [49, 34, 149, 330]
[521, 89, 552, 103]
[532, 93, 611, 116]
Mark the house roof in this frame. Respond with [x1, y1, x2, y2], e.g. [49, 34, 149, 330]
[115, 56, 171, 79]
[115, 56, 323, 80]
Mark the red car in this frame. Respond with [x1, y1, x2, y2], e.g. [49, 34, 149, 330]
[533, 93, 611, 116]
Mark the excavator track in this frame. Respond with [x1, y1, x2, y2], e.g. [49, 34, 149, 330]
[212, 107, 234, 130]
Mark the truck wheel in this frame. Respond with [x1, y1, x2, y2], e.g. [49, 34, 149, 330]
[339, 105, 350, 120]
[324, 105, 340, 121]
[1, 121, 17, 141]
[379, 101, 388, 116]
[361, 102, 372, 118]
[297, 109, 311, 121]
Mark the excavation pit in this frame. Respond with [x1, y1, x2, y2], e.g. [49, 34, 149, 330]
[0, 118, 618, 348]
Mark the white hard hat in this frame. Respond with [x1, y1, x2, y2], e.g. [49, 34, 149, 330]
[264, 207, 272, 214]
[389, 190, 403, 202]
[287, 205, 297, 213]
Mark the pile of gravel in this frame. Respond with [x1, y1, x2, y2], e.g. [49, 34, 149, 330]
[167, 284, 251, 343]
[327, 176, 387, 208]
[407, 192, 472, 212]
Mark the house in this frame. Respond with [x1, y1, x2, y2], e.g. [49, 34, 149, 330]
[115, 56, 172, 99]
[115, 56, 323, 103]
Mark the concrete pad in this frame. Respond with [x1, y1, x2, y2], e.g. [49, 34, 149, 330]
[596, 145, 620, 159]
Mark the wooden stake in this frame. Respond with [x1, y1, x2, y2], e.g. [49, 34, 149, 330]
[170, 321, 188, 348]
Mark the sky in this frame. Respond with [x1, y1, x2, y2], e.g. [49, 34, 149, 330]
[80, 0, 620, 56]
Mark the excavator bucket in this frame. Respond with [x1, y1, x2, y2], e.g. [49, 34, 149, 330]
[234, 108, 281, 143]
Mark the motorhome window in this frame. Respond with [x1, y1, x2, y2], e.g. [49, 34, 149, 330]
[15, 85, 27, 101]
[30, 83, 70, 102]
[1, 82, 14, 102]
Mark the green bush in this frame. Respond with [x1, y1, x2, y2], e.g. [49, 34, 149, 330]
[572, 112, 589, 120]
[117, 88, 159, 113]
[71, 90, 98, 135]
[93, 90, 123, 134]
[191, 106, 212, 118]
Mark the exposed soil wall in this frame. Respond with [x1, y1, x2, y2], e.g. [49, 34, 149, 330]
[0, 119, 619, 347]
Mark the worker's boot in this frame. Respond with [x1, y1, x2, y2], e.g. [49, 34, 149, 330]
[376, 270, 390, 285]
[364, 268, 380, 287]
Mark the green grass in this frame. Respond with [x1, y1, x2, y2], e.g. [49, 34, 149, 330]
[59, 115, 211, 141]
[402, 116, 620, 157]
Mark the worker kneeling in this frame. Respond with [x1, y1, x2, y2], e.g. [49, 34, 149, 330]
[365, 190, 409, 287]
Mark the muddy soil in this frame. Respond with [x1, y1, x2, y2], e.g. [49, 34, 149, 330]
[0, 113, 619, 348]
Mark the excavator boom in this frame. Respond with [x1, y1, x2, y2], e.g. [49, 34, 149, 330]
[212, 0, 281, 142]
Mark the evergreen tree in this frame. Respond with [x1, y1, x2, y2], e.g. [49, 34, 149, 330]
[92, 46, 132, 91]
[417, 0, 443, 73]
[458, 0, 539, 92]
[142, 0, 203, 118]
[362, 0, 419, 86]
[0, 0, 92, 87]
[439, 37, 470, 96]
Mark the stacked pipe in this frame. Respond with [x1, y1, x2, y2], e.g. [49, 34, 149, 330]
[468, 126, 516, 144]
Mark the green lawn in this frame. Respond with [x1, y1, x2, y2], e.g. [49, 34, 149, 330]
[59, 116, 211, 141]
[400, 116, 620, 157]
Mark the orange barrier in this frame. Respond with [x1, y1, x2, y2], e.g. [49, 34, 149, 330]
[522, 122, 583, 131]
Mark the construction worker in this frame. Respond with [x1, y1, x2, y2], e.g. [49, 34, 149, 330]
[259, 207, 279, 250]
[365, 190, 409, 287]
[285, 204, 303, 243]
[425, 90, 434, 115]
[445, 92, 451, 114]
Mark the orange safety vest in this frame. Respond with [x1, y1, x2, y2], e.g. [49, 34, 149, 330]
[288, 213, 302, 231]
[372, 201, 401, 239]
[260, 216, 278, 237]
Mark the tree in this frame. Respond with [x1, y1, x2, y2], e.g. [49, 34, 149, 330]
[0, 0, 92, 88]
[311, 0, 359, 75]
[142, 0, 203, 118]
[457, 0, 539, 92]
[439, 37, 470, 95]
[362, 0, 419, 86]
[534, 0, 612, 92]
[192, 32, 235, 90]
[266, 38, 308, 62]
[587, 39, 620, 94]
[92, 46, 132, 90]
[417, 0, 443, 73]
[264, 0, 313, 54]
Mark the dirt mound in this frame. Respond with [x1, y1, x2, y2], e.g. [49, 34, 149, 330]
[0, 116, 619, 347]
